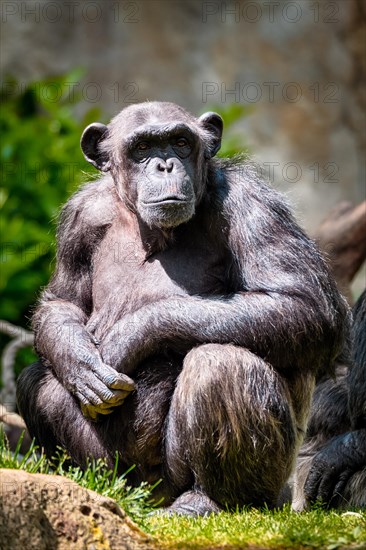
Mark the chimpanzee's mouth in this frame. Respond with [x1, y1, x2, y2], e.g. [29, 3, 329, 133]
[143, 196, 189, 206]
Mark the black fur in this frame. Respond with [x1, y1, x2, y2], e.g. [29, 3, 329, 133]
[17, 102, 348, 515]
[293, 290, 366, 509]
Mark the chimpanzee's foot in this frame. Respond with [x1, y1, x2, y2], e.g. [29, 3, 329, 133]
[163, 490, 222, 517]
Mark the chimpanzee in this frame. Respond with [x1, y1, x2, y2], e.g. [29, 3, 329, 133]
[17, 101, 349, 516]
[293, 289, 366, 510]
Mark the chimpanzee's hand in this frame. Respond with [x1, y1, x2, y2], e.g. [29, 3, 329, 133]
[60, 346, 135, 421]
[76, 362, 135, 421]
[304, 431, 366, 507]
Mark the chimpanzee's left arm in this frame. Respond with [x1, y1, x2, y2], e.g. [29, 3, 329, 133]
[100, 171, 349, 375]
[304, 290, 366, 506]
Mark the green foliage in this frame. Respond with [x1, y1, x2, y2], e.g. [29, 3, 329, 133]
[200, 103, 251, 157]
[0, 71, 98, 327]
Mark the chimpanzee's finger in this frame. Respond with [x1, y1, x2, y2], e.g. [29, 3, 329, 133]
[100, 367, 135, 391]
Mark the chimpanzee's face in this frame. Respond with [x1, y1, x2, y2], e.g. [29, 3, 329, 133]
[124, 122, 200, 228]
[80, 102, 223, 229]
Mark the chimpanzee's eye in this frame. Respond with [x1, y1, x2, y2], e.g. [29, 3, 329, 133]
[136, 141, 150, 151]
[176, 138, 188, 147]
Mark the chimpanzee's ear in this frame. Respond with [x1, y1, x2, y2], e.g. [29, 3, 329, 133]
[198, 112, 223, 158]
[80, 123, 111, 172]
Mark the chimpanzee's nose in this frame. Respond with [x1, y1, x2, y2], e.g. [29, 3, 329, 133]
[157, 159, 174, 173]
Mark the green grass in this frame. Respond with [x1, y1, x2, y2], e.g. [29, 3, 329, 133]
[1, 429, 365, 549]
[0, 429, 157, 521]
[147, 507, 366, 549]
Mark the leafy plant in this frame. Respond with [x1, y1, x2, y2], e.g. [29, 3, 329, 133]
[200, 103, 251, 157]
[0, 71, 99, 324]
[0, 72, 102, 374]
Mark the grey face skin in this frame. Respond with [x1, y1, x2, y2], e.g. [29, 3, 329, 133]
[80, 103, 223, 229]
[125, 122, 198, 228]
[17, 101, 349, 516]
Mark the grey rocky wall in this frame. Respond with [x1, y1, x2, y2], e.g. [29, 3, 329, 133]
[1, 1, 365, 235]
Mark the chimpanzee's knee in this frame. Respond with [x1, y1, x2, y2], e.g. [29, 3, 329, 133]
[16, 361, 59, 455]
[17, 361, 108, 464]
[165, 344, 299, 507]
[17, 362, 50, 429]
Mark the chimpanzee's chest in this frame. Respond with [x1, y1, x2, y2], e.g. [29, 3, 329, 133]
[91, 219, 229, 315]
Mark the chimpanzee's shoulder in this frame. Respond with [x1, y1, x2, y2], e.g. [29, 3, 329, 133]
[59, 174, 118, 230]
[208, 157, 292, 220]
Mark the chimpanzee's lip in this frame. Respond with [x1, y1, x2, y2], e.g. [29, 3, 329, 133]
[142, 197, 188, 206]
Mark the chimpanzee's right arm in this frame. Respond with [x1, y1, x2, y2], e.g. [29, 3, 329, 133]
[33, 180, 135, 420]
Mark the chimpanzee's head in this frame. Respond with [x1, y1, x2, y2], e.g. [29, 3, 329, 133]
[81, 102, 223, 228]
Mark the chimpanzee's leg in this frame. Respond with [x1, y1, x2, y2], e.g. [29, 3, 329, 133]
[17, 362, 109, 465]
[165, 344, 314, 514]
[17, 357, 181, 503]
[292, 365, 349, 511]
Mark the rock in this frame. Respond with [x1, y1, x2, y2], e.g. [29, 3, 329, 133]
[0, 469, 156, 550]
[1, 1, 365, 297]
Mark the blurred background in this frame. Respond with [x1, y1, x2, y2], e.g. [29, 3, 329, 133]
[0, 0, 365, 390]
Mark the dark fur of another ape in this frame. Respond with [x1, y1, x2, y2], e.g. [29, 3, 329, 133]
[17, 102, 349, 515]
[293, 290, 366, 510]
